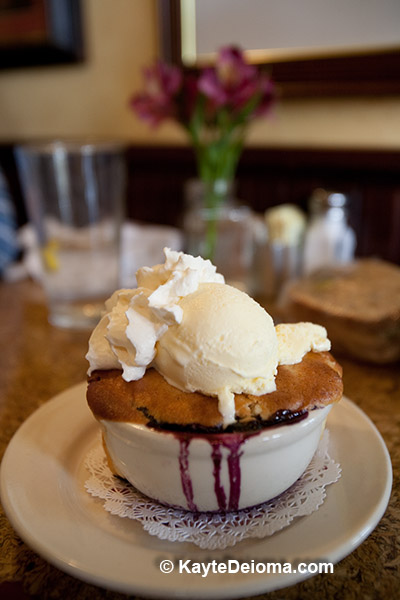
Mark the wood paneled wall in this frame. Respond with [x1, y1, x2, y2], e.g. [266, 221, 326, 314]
[125, 145, 400, 264]
[2, 143, 400, 265]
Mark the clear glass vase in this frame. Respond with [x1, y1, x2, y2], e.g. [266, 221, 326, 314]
[183, 179, 254, 290]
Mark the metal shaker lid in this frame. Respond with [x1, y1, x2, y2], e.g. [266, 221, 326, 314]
[309, 188, 348, 212]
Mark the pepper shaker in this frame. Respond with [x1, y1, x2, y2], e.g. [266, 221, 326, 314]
[303, 189, 356, 275]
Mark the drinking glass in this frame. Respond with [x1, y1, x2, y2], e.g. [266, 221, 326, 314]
[15, 140, 126, 328]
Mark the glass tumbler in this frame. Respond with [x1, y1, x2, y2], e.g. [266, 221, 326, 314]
[15, 140, 126, 329]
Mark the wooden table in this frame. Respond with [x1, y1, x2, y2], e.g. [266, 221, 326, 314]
[0, 280, 399, 600]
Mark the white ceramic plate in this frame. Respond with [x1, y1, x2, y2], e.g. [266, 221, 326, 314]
[0, 383, 392, 599]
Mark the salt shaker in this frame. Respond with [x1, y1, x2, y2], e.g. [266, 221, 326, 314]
[303, 189, 356, 275]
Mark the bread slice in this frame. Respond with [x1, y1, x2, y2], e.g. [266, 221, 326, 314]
[283, 259, 400, 363]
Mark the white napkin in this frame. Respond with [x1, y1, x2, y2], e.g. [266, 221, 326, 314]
[4, 221, 184, 287]
[120, 222, 183, 287]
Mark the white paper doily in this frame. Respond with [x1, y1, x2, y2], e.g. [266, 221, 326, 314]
[84, 430, 341, 550]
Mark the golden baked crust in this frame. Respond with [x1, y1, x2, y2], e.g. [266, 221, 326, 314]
[87, 351, 343, 432]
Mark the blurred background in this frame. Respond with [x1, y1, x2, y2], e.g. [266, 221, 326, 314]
[0, 0, 399, 287]
[1, 6, 399, 597]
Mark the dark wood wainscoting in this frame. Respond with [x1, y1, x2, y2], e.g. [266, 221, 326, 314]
[125, 145, 400, 265]
[1, 143, 400, 265]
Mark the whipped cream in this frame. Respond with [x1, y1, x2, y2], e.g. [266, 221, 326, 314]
[86, 248, 224, 380]
[87, 248, 331, 426]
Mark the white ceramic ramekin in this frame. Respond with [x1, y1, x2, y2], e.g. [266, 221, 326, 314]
[99, 405, 332, 512]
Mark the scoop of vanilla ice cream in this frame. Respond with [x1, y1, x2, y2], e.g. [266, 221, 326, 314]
[155, 282, 278, 424]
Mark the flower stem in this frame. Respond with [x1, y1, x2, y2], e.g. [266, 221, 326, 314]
[203, 198, 220, 261]
[202, 180, 230, 261]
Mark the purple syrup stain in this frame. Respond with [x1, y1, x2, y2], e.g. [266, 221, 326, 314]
[178, 439, 198, 512]
[223, 438, 245, 511]
[163, 409, 308, 512]
[176, 431, 255, 512]
[211, 443, 227, 511]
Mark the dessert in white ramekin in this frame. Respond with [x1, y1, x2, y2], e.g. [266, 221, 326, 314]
[86, 249, 342, 513]
[99, 405, 331, 512]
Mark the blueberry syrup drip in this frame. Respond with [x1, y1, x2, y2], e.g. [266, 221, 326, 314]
[177, 433, 249, 512]
[224, 439, 244, 511]
[178, 439, 198, 512]
[211, 443, 227, 511]
[174, 409, 309, 511]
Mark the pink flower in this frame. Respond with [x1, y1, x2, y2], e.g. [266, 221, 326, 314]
[254, 75, 276, 117]
[130, 62, 182, 127]
[180, 73, 199, 122]
[198, 46, 261, 111]
[128, 46, 277, 260]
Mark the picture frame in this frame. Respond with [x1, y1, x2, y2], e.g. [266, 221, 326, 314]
[0, 0, 83, 69]
[159, 0, 400, 96]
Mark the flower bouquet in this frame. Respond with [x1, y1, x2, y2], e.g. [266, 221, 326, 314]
[130, 46, 275, 260]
